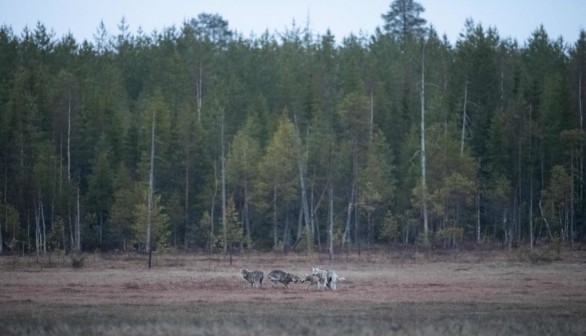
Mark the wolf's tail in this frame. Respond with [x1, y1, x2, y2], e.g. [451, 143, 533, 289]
[338, 277, 346, 281]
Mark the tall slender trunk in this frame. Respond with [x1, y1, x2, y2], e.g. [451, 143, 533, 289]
[420, 42, 429, 246]
[75, 185, 80, 251]
[293, 114, 312, 252]
[295, 204, 303, 249]
[41, 201, 46, 254]
[1, 165, 6, 254]
[460, 80, 468, 156]
[184, 147, 190, 249]
[244, 182, 251, 248]
[476, 189, 481, 244]
[99, 212, 103, 248]
[69, 206, 73, 251]
[529, 106, 534, 249]
[220, 111, 227, 253]
[570, 153, 575, 248]
[283, 207, 290, 252]
[575, 73, 582, 247]
[328, 181, 334, 260]
[67, 94, 71, 182]
[343, 180, 355, 246]
[579, 71, 584, 132]
[146, 106, 156, 256]
[35, 202, 40, 257]
[311, 180, 319, 250]
[68, 94, 74, 252]
[530, 170, 534, 250]
[370, 90, 374, 145]
[273, 184, 278, 250]
[196, 62, 203, 123]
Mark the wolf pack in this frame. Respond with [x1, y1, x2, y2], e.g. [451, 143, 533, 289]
[240, 266, 345, 291]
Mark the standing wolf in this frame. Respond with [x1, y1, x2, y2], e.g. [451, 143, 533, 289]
[267, 269, 300, 289]
[240, 269, 264, 289]
[311, 266, 344, 291]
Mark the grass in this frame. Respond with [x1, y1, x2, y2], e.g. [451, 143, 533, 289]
[0, 249, 585, 335]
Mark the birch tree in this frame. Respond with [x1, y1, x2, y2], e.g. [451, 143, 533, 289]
[227, 120, 261, 249]
[258, 114, 298, 251]
[419, 41, 430, 246]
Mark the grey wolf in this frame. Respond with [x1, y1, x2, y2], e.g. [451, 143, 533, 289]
[267, 269, 300, 288]
[300, 274, 319, 290]
[240, 269, 264, 289]
[312, 266, 345, 290]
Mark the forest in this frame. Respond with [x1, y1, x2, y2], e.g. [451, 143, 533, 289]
[1, 0, 585, 255]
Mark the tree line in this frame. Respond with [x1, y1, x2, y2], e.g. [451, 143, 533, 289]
[1, 0, 585, 255]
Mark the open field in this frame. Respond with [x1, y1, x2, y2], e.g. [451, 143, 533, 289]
[1, 249, 585, 335]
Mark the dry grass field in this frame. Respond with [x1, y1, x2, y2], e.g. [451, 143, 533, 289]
[0, 248, 585, 335]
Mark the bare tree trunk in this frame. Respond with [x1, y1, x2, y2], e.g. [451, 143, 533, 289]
[184, 147, 190, 249]
[538, 199, 554, 240]
[355, 197, 360, 256]
[460, 79, 468, 156]
[209, 162, 218, 251]
[0, 205, 3, 255]
[273, 185, 278, 250]
[27, 211, 30, 253]
[69, 206, 73, 252]
[530, 171, 534, 250]
[283, 208, 290, 252]
[476, 189, 481, 244]
[578, 74, 584, 247]
[67, 94, 71, 182]
[146, 106, 156, 258]
[570, 153, 575, 248]
[529, 106, 534, 250]
[41, 201, 46, 254]
[1, 165, 6, 254]
[293, 114, 312, 252]
[244, 182, 251, 249]
[220, 110, 227, 254]
[343, 180, 355, 246]
[35, 202, 40, 257]
[196, 62, 203, 123]
[370, 90, 374, 145]
[295, 205, 303, 250]
[578, 75, 584, 130]
[311, 181, 319, 250]
[75, 185, 80, 251]
[328, 181, 334, 260]
[420, 43, 429, 247]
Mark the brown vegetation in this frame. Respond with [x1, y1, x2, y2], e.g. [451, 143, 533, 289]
[0, 249, 585, 335]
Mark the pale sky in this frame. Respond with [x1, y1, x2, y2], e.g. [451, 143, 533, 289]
[0, 0, 584, 45]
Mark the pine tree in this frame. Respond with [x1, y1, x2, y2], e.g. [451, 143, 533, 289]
[381, 0, 427, 42]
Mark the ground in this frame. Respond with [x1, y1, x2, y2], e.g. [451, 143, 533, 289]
[0, 248, 585, 335]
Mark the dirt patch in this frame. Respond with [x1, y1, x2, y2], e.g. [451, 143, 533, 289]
[0, 251, 585, 335]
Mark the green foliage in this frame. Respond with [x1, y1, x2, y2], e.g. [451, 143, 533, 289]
[0, 11, 584, 253]
[214, 198, 248, 250]
[379, 211, 399, 243]
[131, 187, 171, 251]
[540, 165, 572, 236]
[258, 113, 298, 202]
[381, 0, 427, 41]
[0, 203, 21, 249]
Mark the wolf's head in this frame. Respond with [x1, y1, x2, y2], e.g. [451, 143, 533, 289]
[311, 266, 321, 275]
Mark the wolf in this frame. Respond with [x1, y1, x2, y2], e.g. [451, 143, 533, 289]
[311, 266, 345, 291]
[300, 274, 319, 290]
[267, 269, 300, 289]
[240, 269, 264, 289]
